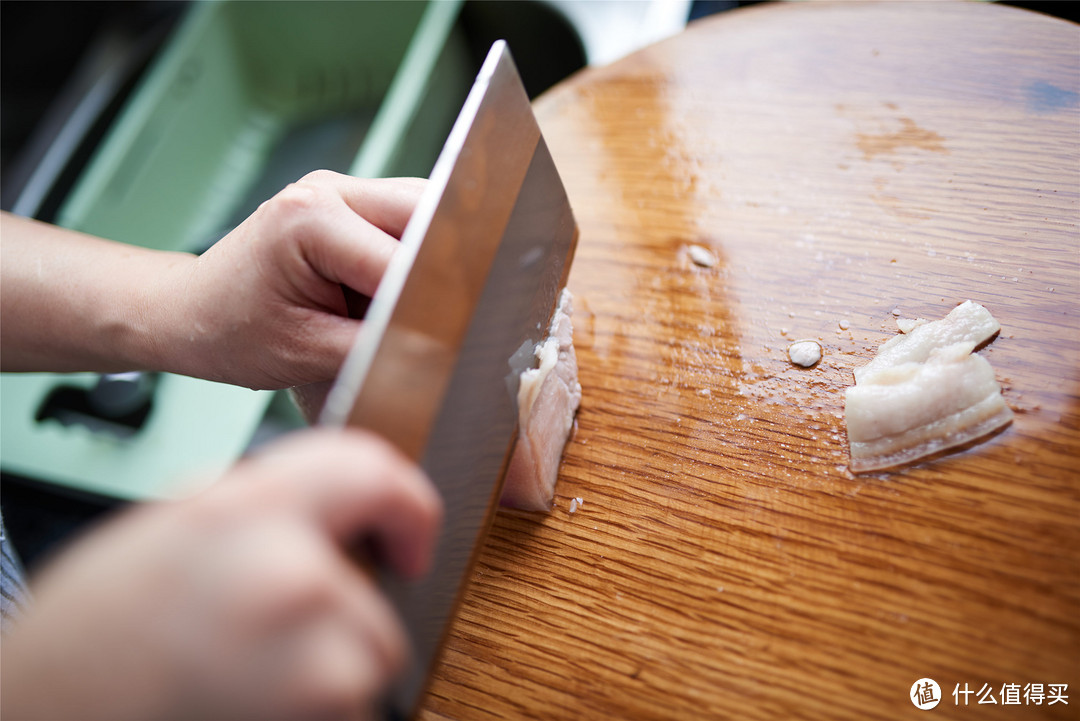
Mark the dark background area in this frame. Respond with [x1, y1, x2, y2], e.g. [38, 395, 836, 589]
[4, 0, 1077, 215]
[4, 0, 1076, 211]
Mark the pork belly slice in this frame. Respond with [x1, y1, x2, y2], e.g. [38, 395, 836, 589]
[854, 300, 1000, 384]
[501, 289, 582, 511]
[846, 341, 1013, 472]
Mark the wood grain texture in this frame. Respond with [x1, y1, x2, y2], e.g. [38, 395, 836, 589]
[418, 3, 1079, 719]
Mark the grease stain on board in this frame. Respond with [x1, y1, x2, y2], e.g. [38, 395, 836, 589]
[838, 104, 950, 220]
[856, 116, 949, 161]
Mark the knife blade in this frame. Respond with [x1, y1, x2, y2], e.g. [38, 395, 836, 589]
[320, 40, 578, 719]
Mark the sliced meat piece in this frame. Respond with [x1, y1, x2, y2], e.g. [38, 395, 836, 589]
[501, 289, 581, 511]
[854, 300, 1000, 384]
[846, 341, 1013, 472]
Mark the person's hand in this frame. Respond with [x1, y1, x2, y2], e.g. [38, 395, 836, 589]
[1, 172, 424, 414]
[0, 428, 442, 721]
[170, 171, 425, 393]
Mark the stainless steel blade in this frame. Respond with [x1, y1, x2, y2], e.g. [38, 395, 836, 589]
[321, 40, 577, 719]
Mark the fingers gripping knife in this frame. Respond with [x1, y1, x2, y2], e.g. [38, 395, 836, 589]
[320, 42, 578, 718]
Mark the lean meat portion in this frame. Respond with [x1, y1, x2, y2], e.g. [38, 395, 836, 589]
[501, 289, 581, 511]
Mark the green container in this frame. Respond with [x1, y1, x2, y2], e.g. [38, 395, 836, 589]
[1, 0, 469, 500]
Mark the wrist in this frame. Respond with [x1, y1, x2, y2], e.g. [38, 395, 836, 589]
[0, 213, 202, 376]
[124, 250, 212, 381]
[93, 248, 196, 376]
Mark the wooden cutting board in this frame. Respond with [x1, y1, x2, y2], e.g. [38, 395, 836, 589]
[418, 3, 1079, 719]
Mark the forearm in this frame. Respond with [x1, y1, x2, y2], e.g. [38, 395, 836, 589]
[2, 174, 422, 391]
[0, 211, 196, 375]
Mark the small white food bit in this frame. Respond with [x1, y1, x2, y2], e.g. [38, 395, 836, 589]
[696, 388, 712, 397]
[787, 339, 822, 367]
[838, 319, 851, 331]
[896, 317, 926, 334]
[688, 244, 718, 268]
[569, 497, 583, 513]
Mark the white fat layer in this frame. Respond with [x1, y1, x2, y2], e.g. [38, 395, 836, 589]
[849, 395, 1013, 472]
[846, 343, 1007, 443]
[854, 300, 999, 384]
[846, 302, 1013, 473]
[518, 336, 559, 417]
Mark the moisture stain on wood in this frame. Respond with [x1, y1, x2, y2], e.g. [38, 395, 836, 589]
[856, 116, 949, 160]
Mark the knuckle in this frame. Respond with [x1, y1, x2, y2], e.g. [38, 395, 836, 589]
[297, 168, 339, 186]
[258, 185, 320, 229]
[260, 171, 339, 221]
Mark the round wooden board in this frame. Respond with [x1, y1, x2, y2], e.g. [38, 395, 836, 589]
[419, 3, 1079, 719]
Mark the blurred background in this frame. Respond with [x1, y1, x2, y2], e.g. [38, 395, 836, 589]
[1, 0, 1076, 573]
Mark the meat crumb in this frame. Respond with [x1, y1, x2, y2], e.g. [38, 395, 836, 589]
[688, 244, 718, 268]
[787, 339, 822, 367]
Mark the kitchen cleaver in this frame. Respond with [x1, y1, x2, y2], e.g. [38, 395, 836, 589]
[320, 41, 578, 719]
